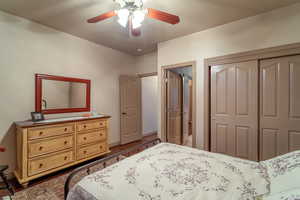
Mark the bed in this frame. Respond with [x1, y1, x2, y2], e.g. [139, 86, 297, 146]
[65, 139, 300, 200]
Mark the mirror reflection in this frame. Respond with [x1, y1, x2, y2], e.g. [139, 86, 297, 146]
[42, 80, 87, 110]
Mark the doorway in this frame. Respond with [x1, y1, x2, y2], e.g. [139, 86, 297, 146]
[140, 73, 158, 137]
[161, 62, 196, 148]
[119, 73, 158, 145]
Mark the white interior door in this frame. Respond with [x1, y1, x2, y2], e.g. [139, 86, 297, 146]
[260, 55, 300, 160]
[211, 60, 258, 161]
[120, 75, 142, 144]
[166, 71, 182, 145]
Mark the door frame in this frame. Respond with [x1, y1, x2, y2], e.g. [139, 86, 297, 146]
[138, 72, 158, 78]
[203, 42, 300, 151]
[161, 61, 197, 147]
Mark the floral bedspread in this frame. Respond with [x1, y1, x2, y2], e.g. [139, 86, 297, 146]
[67, 143, 269, 200]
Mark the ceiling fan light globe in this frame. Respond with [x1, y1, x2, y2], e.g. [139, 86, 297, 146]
[117, 8, 129, 27]
[133, 10, 146, 24]
[118, 18, 128, 27]
[117, 8, 130, 19]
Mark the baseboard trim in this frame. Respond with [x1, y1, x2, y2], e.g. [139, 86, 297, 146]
[109, 141, 121, 148]
[143, 131, 157, 137]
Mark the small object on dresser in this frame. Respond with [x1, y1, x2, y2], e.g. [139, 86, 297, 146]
[31, 112, 44, 122]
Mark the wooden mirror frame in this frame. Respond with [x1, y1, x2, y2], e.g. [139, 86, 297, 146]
[35, 74, 91, 114]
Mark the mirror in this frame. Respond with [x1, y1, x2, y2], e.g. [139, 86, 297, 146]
[42, 80, 87, 110]
[36, 74, 90, 114]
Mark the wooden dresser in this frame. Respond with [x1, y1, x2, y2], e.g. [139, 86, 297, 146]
[14, 116, 110, 187]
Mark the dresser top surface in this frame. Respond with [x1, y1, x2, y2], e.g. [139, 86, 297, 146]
[15, 115, 111, 128]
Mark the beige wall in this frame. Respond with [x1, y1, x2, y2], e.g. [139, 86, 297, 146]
[135, 51, 158, 74]
[157, 3, 300, 149]
[0, 10, 138, 172]
[141, 76, 158, 135]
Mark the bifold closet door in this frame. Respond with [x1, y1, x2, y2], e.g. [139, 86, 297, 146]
[211, 61, 258, 161]
[260, 55, 300, 160]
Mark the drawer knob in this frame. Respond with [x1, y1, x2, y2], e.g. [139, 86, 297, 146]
[64, 141, 68, 145]
[64, 156, 68, 160]
[39, 131, 43, 136]
[83, 125, 87, 128]
[39, 146, 43, 151]
[100, 123, 103, 126]
[64, 128, 68, 132]
[100, 146, 103, 149]
[83, 150, 87, 154]
[100, 134, 103, 136]
[39, 163, 43, 168]
[83, 137, 87, 140]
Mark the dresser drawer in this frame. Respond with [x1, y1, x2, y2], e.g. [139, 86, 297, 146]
[28, 124, 75, 140]
[77, 130, 107, 146]
[77, 142, 107, 160]
[28, 135, 73, 158]
[76, 120, 106, 132]
[28, 150, 74, 176]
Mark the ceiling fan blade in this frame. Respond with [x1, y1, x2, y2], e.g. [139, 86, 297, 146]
[147, 8, 180, 25]
[87, 11, 116, 23]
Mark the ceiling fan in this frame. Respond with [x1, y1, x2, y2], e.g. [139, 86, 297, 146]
[87, 0, 180, 37]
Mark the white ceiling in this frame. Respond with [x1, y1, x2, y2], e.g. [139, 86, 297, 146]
[0, 0, 299, 55]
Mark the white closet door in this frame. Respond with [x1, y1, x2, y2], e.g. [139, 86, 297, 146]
[211, 60, 258, 161]
[260, 55, 300, 160]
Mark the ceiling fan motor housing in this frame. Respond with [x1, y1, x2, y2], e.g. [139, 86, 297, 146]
[115, 0, 144, 10]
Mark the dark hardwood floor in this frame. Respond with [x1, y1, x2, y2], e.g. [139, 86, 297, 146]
[0, 133, 158, 197]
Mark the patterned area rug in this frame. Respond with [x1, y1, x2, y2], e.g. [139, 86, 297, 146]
[11, 173, 69, 200]
[2, 155, 125, 200]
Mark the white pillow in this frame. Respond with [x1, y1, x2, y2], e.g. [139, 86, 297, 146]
[258, 188, 300, 200]
[260, 150, 300, 195]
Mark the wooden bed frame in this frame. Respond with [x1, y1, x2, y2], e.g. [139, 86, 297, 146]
[64, 138, 162, 199]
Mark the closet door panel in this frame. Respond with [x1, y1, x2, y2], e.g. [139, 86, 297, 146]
[211, 60, 258, 161]
[211, 65, 234, 156]
[260, 55, 300, 160]
[235, 126, 250, 159]
[236, 67, 250, 116]
[261, 129, 278, 160]
[289, 62, 300, 118]
[215, 123, 228, 154]
[261, 63, 279, 117]
[289, 131, 300, 151]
